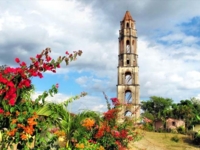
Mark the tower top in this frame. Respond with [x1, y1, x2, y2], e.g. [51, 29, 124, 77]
[122, 11, 135, 21]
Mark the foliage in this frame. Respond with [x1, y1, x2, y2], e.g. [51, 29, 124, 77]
[0, 48, 140, 150]
[141, 96, 173, 121]
[0, 48, 82, 149]
[193, 131, 200, 145]
[177, 126, 185, 134]
[59, 97, 141, 150]
[143, 123, 154, 131]
[141, 97, 200, 133]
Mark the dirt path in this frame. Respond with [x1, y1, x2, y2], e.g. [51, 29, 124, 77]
[128, 131, 200, 150]
[129, 136, 166, 150]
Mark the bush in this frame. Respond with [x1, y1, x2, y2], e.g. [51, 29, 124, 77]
[143, 123, 153, 131]
[193, 132, 200, 144]
[177, 126, 185, 134]
[171, 135, 179, 142]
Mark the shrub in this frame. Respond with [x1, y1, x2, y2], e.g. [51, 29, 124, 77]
[171, 135, 179, 142]
[193, 132, 200, 145]
[177, 126, 185, 134]
[143, 123, 153, 131]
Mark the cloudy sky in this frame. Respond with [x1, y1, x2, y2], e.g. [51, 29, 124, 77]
[1, 0, 200, 113]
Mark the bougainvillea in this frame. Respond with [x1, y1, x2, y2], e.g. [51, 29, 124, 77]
[0, 48, 82, 149]
[0, 47, 141, 150]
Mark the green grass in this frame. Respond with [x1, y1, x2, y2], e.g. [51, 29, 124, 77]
[129, 130, 200, 150]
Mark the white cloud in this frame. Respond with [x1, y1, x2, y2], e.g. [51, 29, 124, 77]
[69, 95, 108, 113]
[1, 0, 200, 107]
[138, 38, 200, 101]
[32, 91, 108, 113]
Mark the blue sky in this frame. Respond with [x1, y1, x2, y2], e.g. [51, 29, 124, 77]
[1, 0, 200, 113]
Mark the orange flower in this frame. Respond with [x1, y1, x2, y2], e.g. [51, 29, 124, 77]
[99, 146, 105, 150]
[24, 125, 34, 135]
[15, 111, 20, 116]
[27, 117, 37, 126]
[11, 119, 18, 124]
[81, 118, 95, 130]
[21, 133, 28, 140]
[22, 111, 27, 115]
[17, 123, 25, 128]
[54, 130, 66, 137]
[75, 143, 84, 149]
[4, 111, 11, 116]
[7, 129, 17, 136]
[33, 112, 38, 119]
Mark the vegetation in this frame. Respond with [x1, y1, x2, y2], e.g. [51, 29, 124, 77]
[0, 48, 140, 149]
[141, 96, 200, 145]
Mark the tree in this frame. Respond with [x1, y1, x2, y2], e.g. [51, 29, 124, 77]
[141, 96, 173, 121]
[172, 99, 196, 132]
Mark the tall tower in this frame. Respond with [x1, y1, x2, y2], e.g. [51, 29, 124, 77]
[117, 11, 140, 122]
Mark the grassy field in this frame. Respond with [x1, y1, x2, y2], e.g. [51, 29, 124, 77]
[129, 130, 200, 150]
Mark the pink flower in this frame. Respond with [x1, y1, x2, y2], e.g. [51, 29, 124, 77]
[56, 83, 59, 88]
[15, 58, 20, 63]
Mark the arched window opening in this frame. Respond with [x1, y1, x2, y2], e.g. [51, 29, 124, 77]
[125, 72, 132, 84]
[125, 110, 132, 117]
[126, 40, 130, 53]
[125, 90, 132, 104]
[126, 59, 130, 65]
[126, 22, 129, 28]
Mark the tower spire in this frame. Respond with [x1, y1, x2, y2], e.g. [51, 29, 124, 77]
[122, 11, 135, 21]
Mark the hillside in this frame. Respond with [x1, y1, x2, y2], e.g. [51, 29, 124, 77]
[129, 131, 200, 150]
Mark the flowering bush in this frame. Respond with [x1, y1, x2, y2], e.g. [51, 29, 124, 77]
[64, 96, 142, 150]
[0, 47, 141, 150]
[0, 48, 82, 149]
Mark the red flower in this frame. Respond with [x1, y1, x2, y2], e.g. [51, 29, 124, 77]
[36, 54, 41, 59]
[95, 128, 104, 139]
[20, 62, 26, 67]
[104, 109, 116, 120]
[65, 51, 69, 55]
[9, 98, 15, 106]
[37, 72, 43, 78]
[15, 58, 20, 63]
[120, 130, 128, 138]
[46, 56, 51, 62]
[127, 135, 133, 141]
[0, 108, 4, 114]
[112, 130, 120, 138]
[56, 63, 60, 68]
[110, 98, 120, 106]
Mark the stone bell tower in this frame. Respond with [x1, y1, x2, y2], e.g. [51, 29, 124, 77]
[117, 11, 140, 122]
